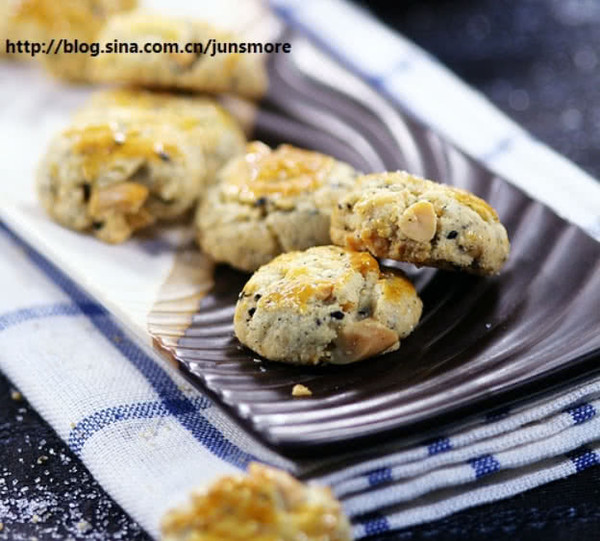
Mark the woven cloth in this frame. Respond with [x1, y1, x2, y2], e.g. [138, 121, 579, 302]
[1, 0, 599, 539]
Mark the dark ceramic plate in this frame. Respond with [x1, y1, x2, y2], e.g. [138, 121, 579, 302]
[153, 32, 600, 455]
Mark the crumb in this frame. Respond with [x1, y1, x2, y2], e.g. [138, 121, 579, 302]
[10, 389, 22, 401]
[36, 455, 49, 464]
[32, 514, 41, 523]
[292, 384, 313, 397]
[0, 522, 3, 531]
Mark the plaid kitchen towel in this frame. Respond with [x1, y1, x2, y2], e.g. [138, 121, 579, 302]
[2, 0, 600, 539]
[2, 221, 600, 539]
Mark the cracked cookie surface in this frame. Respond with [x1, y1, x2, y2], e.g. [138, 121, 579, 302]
[330, 171, 510, 275]
[234, 246, 422, 365]
[196, 142, 359, 272]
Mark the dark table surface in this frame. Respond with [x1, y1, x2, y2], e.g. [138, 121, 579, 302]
[2, 0, 599, 539]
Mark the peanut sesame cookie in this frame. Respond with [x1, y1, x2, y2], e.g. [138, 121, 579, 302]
[234, 246, 422, 365]
[37, 90, 244, 243]
[84, 89, 246, 185]
[7, 0, 137, 79]
[196, 142, 359, 272]
[330, 171, 510, 275]
[161, 463, 353, 541]
[91, 12, 267, 99]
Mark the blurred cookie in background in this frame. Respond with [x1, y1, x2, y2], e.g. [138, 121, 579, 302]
[37, 89, 245, 243]
[161, 462, 353, 541]
[91, 12, 268, 99]
[1, 0, 137, 79]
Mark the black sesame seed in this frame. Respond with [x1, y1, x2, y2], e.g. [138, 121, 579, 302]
[82, 183, 91, 202]
[447, 230, 458, 239]
[255, 197, 268, 207]
[92, 221, 104, 230]
[330, 311, 344, 320]
[358, 310, 369, 317]
[157, 150, 171, 162]
[248, 308, 256, 317]
[346, 203, 352, 210]
[254, 294, 262, 301]
[315, 318, 321, 326]
[157, 196, 175, 205]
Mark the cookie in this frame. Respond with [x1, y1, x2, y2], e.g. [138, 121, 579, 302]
[196, 142, 359, 272]
[83, 89, 246, 185]
[234, 246, 423, 365]
[331, 171, 510, 275]
[91, 12, 267, 99]
[37, 90, 245, 243]
[7, 0, 137, 79]
[161, 463, 353, 541]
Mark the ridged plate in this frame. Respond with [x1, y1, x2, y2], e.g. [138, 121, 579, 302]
[153, 32, 600, 455]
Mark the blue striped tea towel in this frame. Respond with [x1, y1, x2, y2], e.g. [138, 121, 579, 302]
[1, 0, 600, 539]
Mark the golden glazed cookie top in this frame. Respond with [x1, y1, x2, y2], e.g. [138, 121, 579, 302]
[81, 90, 243, 142]
[64, 122, 185, 182]
[67, 89, 245, 185]
[221, 142, 338, 204]
[161, 463, 353, 541]
[240, 246, 413, 315]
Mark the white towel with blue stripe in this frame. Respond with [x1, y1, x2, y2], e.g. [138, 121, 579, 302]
[1, 0, 600, 539]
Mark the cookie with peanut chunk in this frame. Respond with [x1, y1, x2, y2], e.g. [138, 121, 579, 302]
[37, 89, 245, 243]
[83, 89, 246, 187]
[196, 142, 359, 272]
[330, 171, 510, 275]
[161, 463, 353, 541]
[234, 246, 422, 365]
[91, 12, 267, 99]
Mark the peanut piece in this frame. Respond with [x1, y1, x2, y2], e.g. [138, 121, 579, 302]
[399, 200, 436, 242]
[88, 182, 149, 216]
[292, 384, 313, 397]
[332, 319, 398, 364]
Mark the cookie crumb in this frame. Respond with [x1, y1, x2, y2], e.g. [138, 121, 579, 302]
[292, 384, 312, 397]
[0, 523, 4, 531]
[10, 389, 22, 401]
